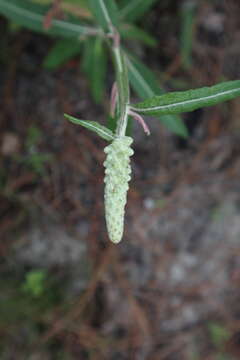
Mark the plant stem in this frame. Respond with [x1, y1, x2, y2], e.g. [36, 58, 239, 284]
[94, 0, 130, 137]
[112, 37, 129, 137]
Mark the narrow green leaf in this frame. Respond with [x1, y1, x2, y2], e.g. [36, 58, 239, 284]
[81, 37, 95, 75]
[102, 0, 119, 28]
[126, 116, 133, 137]
[0, 0, 98, 38]
[64, 114, 115, 141]
[126, 54, 163, 98]
[120, 24, 157, 47]
[90, 37, 107, 103]
[81, 37, 107, 104]
[107, 115, 117, 133]
[131, 80, 240, 116]
[88, 0, 118, 31]
[126, 54, 188, 137]
[180, 1, 196, 69]
[43, 38, 81, 70]
[120, 0, 158, 23]
[157, 115, 188, 138]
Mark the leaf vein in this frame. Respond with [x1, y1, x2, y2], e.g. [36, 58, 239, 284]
[131, 87, 240, 113]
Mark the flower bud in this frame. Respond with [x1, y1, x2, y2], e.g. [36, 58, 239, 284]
[103, 136, 134, 243]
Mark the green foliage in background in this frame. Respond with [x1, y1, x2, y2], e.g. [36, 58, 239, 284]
[208, 323, 230, 349]
[1, 0, 240, 243]
[0, 269, 61, 326]
[22, 269, 47, 297]
[23, 125, 52, 175]
[0, 0, 191, 135]
[180, 0, 196, 69]
[0, 268, 69, 357]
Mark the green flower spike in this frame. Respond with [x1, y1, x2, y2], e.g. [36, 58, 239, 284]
[103, 136, 134, 243]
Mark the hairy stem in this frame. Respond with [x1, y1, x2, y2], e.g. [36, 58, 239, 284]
[112, 40, 129, 137]
[93, 0, 130, 137]
[104, 28, 129, 135]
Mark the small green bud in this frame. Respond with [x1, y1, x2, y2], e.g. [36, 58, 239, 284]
[103, 136, 134, 243]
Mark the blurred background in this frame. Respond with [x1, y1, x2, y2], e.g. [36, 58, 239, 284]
[1, 0, 240, 359]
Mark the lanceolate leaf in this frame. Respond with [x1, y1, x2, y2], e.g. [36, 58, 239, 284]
[158, 115, 188, 138]
[126, 54, 188, 137]
[120, 24, 157, 47]
[0, 0, 98, 38]
[107, 115, 117, 133]
[43, 38, 81, 69]
[81, 37, 106, 103]
[90, 37, 107, 103]
[131, 80, 240, 116]
[126, 54, 163, 98]
[81, 37, 95, 75]
[120, 0, 158, 22]
[88, 0, 119, 31]
[64, 114, 115, 141]
[180, 1, 196, 69]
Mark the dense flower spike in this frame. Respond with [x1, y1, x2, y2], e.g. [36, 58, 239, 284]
[103, 136, 134, 243]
